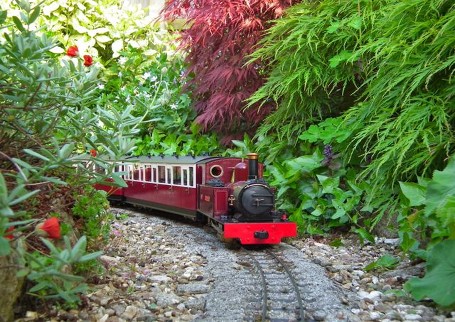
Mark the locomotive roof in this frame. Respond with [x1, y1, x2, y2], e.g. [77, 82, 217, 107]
[123, 155, 222, 165]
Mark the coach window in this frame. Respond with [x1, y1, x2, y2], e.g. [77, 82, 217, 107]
[158, 165, 166, 183]
[144, 165, 152, 182]
[166, 167, 172, 184]
[125, 164, 133, 180]
[182, 168, 188, 186]
[173, 166, 182, 185]
[139, 165, 146, 182]
[189, 167, 194, 187]
[152, 166, 157, 183]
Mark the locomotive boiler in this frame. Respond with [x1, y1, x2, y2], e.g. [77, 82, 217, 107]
[95, 153, 296, 245]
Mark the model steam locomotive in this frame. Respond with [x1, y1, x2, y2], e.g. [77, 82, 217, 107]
[95, 153, 296, 245]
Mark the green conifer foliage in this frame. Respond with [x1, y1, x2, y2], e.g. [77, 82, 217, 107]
[345, 0, 455, 190]
[249, 0, 454, 204]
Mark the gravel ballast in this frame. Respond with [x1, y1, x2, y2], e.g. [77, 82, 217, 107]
[15, 207, 455, 322]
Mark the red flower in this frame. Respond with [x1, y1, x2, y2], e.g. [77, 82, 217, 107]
[66, 45, 79, 57]
[36, 217, 61, 239]
[83, 55, 93, 67]
[5, 226, 14, 240]
[90, 149, 97, 157]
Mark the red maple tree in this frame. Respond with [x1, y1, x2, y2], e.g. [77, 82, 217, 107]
[162, 0, 295, 143]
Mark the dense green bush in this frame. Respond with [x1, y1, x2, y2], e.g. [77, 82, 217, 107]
[247, 0, 454, 239]
[0, 0, 142, 306]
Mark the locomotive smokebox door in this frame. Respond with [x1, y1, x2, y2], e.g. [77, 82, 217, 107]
[233, 183, 275, 221]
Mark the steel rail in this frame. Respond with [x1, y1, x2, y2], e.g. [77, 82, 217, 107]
[266, 249, 307, 321]
[244, 250, 268, 321]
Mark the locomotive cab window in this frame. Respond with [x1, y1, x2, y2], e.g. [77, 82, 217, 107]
[210, 165, 223, 178]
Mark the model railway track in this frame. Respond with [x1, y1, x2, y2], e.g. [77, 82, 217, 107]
[241, 248, 311, 322]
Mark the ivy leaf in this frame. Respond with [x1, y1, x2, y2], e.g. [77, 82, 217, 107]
[404, 240, 455, 307]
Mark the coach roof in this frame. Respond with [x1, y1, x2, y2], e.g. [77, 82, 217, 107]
[124, 155, 221, 165]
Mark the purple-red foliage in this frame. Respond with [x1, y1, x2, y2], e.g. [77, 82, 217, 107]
[162, 0, 295, 144]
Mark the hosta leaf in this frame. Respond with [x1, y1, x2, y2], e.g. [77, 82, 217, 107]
[405, 240, 455, 307]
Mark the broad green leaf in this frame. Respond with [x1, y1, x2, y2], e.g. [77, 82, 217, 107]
[365, 254, 399, 272]
[0, 238, 12, 256]
[399, 182, 426, 207]
[405, 240, 455, 307]
[425, 157, 455, 216]
[285, 153, 322, 176]
[331, 200, 346, 219]
[354, 228, 375, 245]
[435, 197, 455, 238]
[317, 175, 339, 194]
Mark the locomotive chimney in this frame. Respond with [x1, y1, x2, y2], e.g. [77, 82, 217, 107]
[247, 153, 259, 180]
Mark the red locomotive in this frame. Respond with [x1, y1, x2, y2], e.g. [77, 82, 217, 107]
[95, 153, 296, 245]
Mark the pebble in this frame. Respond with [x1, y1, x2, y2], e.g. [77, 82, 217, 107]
[14, 207, 455, 322]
